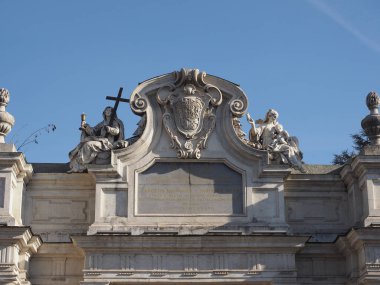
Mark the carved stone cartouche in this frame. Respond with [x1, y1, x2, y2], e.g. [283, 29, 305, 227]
[157, 69, 222, 159]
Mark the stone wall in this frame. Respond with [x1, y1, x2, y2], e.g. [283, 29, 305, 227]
[15, 160, 378, 285]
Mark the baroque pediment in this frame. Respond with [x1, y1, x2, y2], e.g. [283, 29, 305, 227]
[124, 68, 266, 164]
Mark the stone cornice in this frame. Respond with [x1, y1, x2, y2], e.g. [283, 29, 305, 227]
[337, 228, 380, 252]
[87, 163, 123, 181]
[340, 154, 380, 190]
[351, 155, 380, 180]
[0, 149, 33, 184]
[0, 226, 42, 254]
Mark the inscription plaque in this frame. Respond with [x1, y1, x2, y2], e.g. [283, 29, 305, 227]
[137, 162, 243, 215]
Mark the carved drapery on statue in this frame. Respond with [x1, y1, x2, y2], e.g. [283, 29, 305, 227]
[232, 108, 305, 172]
[68, 106, 125, 172]
[157, 69, 222, 159]
[68, 87, 147, 173]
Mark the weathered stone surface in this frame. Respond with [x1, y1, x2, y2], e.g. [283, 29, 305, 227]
[25, 172, 95, 242]
[29, 243, 84, 285]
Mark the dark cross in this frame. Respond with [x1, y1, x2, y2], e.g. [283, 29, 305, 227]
[106, 87, 129, 126]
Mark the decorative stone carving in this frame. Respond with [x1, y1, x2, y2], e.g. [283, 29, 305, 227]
[366, 91, 380, 110]
[157, 68, 222, 159]
[232, 117, 248, 142]
[244, 109, 306, 172]
[0, 88, 15, 143]
[362, 91, 380, 145]
[230, 96, 248, 117]
[130, 92, 148, 115]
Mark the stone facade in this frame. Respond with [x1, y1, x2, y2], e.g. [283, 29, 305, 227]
[1, 70, 380, 284]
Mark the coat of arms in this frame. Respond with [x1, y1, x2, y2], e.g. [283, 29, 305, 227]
[157, 69, 222, 159]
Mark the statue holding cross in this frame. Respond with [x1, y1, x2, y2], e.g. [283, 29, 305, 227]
[68, 88, 132, 173]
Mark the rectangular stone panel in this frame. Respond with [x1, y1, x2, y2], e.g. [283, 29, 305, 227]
[102, 188, 127, 217]
[252, 188, 279, 219]
[0, 177, 4, 207]
[286, 198, 342, 222]
[32, 199, 88, 223]
[137, 162, 243, 215]
[372, 180, 380, 209]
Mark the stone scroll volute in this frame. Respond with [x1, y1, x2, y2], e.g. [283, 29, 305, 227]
[157, 69, 222, 159]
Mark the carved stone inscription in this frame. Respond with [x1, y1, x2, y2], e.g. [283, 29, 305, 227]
[137, 162, 243, 215]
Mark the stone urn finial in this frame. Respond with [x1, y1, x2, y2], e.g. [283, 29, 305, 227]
[0, 88, 15, 143]
[362, 91, 380, 145]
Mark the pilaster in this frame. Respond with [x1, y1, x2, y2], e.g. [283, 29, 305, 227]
[347, 146, 380, 227]
[0, 227, 41, 285]
[0, 144, 33, 226]
[337, 228, 380, 285]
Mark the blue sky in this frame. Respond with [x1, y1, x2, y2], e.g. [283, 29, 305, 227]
[1, 0, 380, 164]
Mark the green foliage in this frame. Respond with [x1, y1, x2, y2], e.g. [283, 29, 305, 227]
[351, 131, 370, 151]
[332, 131, 370, 165]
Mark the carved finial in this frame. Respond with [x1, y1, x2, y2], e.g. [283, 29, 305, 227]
[366, 91, 380, 114]
[0, 88, 15, 143]
[362, 91, 380, 145]
[0, 88, 10, 111]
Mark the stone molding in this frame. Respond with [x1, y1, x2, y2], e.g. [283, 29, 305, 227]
[72, 234, 307, 284]
[0, 148, 33, 183]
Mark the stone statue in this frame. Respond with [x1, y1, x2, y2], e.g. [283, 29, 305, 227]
[247, 109, 305, 172]
[68, 106, 125, 173]
[127, 114, 146, 144]
[113, 114, 146, 149]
